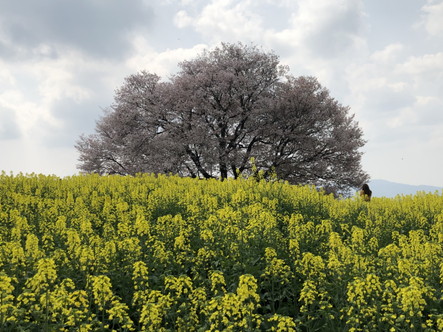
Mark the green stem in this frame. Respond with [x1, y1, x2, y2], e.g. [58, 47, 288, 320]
[0, 293, 4, 330]
[45, 291, 50, 332]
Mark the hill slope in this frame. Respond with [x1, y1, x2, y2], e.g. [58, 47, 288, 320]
[1, 173, 443, 330]
[369, 179, 442, 197]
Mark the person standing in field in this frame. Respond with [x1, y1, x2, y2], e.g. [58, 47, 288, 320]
[360, 184, 372, 201]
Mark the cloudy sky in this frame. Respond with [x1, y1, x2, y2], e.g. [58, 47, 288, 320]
[0, 0, 442, 186]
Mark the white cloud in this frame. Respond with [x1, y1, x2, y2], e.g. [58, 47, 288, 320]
[2, 53, 95, 136]
[0, 0, 442, 186]
[421, 0, 443, 36]
[173, 10, 193, 29]
[347, 49, 443, 114]
[397, 52, 443, 76]
[344, 47, 442, 144]
[126, 35, 207, 77]
[29, 59, 91, 104]
[179, 0, 196, 5]
[0, 43, 125, 150]
[257, 0, 369, 98]
[175, 0, 264, 44]
[370, 43, 404, 63]
[0, 62, 15, 86]
[0, 77, 56, 139]
[286, 0, 366, 56]
[394, 52, 443, 100]
[168, 0, 368, 88]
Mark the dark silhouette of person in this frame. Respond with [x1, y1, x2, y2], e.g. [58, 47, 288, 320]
[360, 183, 372, 201]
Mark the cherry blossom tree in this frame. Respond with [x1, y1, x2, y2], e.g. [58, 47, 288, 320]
[76, 42, 368, 193]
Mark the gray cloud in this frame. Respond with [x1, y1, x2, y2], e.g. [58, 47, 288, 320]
[364, 0, 424, 51]
[43, 62, 121, 148]
[0, 0, 441, 185]
[274, 0, 367, 60]
[251, 3, 293, 32]
[0, 0, 153, 59]
[43, 98, 109, 148]
[0, 108, 21, 140]
[306, 4, 366, 57]
[363, 87, 416, 115]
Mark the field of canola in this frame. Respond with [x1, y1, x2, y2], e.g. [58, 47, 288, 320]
[1, 172, 443, 331]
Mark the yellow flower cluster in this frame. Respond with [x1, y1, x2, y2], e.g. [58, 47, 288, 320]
[0, 274, 16, 326]
[0, 172, 443, 330]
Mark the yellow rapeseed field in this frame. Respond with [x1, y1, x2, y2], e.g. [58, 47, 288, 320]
[1, 172, 443, 331]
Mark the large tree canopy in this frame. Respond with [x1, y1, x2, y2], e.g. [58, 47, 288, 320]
[76, 42, 368, 193]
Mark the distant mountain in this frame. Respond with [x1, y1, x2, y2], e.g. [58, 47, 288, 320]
[368, 179, 443, 198]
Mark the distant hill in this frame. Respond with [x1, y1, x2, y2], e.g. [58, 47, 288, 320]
[368, 179, 443, 198]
